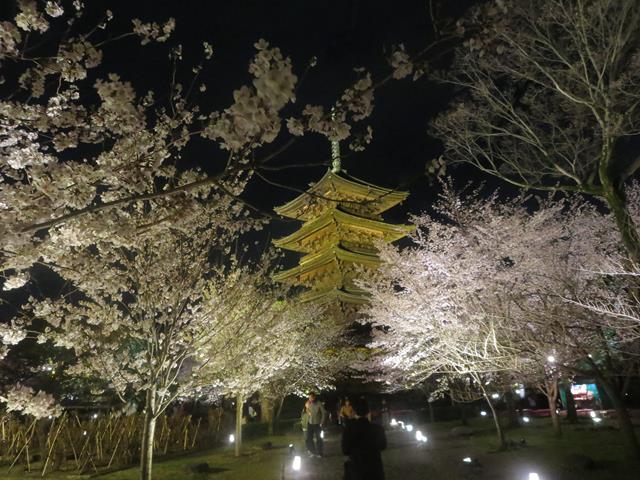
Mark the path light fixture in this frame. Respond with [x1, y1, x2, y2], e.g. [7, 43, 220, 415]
[288, 444, 294, 455]
[406, 424, 414, 432]
[320, 430, 324, 439]
[522, 416, 530, 423]
[229, 434, 235, 444]
[592, 417, 602, 424]
[390, 418, 398, 427]
[92, 413, 98, 419]
[491, 393, 499, 399]
[462, 457, 472, 463]
[292, 455, 302, 472]
[546, 355, 555, 363]
[589, 411, 597, 418]
[528, 473, 540, 480]
[480, 410, 487, 417]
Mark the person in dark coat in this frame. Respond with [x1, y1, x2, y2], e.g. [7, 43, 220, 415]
[341, 397, 387, 480]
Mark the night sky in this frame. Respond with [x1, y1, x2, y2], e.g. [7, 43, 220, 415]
[0, 0, 505, 284]
[77, 0, 486, 240]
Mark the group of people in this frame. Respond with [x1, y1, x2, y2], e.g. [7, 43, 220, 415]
[301, 393, 387, 480]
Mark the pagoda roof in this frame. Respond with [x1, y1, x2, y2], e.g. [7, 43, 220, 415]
[273, 207, 414, 253]
[274, 170, 409, 221]
[299, 286, 371, 305]
[272, 244, 380, 284]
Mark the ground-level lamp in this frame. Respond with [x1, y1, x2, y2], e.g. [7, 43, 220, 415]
[480, 410, 487, 417]
[528, 473, 541, 480]
[415, 431, 428, 443]
[522, 416, 530, 423]
[229, 434, 235, 444]
[390, 418, 398, 427]
[292, 455, 302, 472]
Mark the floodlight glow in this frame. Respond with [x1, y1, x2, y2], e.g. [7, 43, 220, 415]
[589, 411, 596, 418]
[229, 434, 235, 443]
[523, 416, 530, 423]
[593, 417, 602, 423]
[292, 455, 302, 471]
[390, 418, 398, 426]
[406, 424, 414, 432]
[480, 410, 487, 417]
[491, 393, 499, 399]
[547, 355, 556, 363]
[462, 457, 472, 463]
[528, 473, 540, 480]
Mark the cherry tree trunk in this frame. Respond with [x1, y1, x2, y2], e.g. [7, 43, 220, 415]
[484, 394, 506, 450]
[562, 383, 578, 423]
[140, 388, 157, 480]
[602, 165, 640, 263]
[275, 396, 285, 422]
[546, 380, 561, 437]
[234, 393, 243, 458]
[597, 375, 640, 459]
[503, 391, 520, 429]
[261, 396, 275, 436]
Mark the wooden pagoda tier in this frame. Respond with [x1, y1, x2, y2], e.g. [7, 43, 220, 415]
[273, 170, 413, 306]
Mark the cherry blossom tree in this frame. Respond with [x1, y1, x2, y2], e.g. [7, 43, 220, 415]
[21, 214, 267, 479]
[432, 0, 640, 261]
[0, 0, 387, 295]
[360, 182, 640, 454]
[199, 288, 345, 456]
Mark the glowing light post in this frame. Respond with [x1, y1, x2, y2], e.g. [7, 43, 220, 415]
[229, 434, 235, 444]
[390, 418, 398, 427]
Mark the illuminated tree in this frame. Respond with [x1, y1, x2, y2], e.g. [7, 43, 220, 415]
[0, 0, 381, 293]
[432, 0, 640, 261]
[360, 183, 640, 454]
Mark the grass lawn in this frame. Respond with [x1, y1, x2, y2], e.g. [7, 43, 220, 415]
[1, 416, 639, 479]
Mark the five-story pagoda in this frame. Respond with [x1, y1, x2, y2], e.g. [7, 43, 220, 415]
[273, 140, 413, 314]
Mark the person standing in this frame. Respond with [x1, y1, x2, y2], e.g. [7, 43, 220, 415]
[305, 392, 326, 457]
[339, 397, 356, 426]
[342, 397, 387, 480]
[380, 398, 390, 427]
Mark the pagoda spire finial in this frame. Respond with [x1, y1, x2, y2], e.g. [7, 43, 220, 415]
[330, 107, 341, 173]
